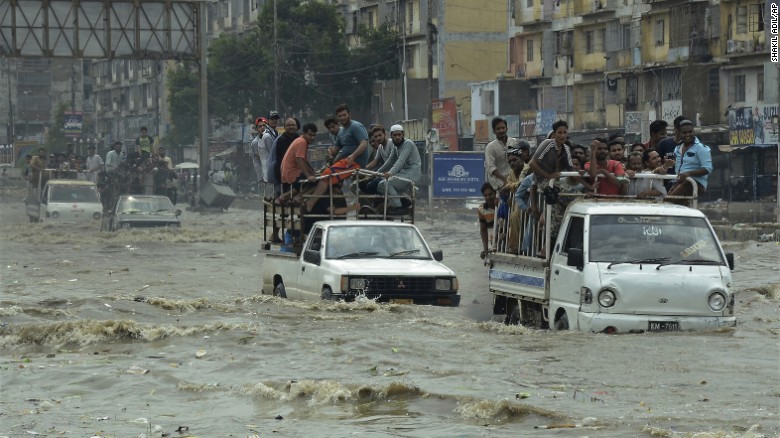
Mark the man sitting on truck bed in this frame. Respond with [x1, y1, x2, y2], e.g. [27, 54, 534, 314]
[375, 124, 422, 215]
[279, 123, 320, 203]
[585, 137, 627, 196]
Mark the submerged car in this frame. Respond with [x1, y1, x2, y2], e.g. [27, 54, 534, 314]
[109, 195, 181, 230]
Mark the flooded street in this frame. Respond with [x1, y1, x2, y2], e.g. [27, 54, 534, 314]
[1, 187, 779, 438]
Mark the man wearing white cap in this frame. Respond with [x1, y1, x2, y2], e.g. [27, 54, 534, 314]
[376, 124, 421, 214]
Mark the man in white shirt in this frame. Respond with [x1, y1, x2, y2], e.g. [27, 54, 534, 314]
[105, 141, 124, 174]
[85, 145, 103, 182]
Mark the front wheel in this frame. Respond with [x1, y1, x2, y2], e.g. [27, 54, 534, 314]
[274, 282, 287, 299]
[554, 310, 570, 331]
[321, 286, 333, 301]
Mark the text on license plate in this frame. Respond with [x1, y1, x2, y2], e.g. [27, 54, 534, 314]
[648, 321, 680, 331]
[390, 299, 414, 304]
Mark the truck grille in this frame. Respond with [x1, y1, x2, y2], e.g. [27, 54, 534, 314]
[363, 276, 435, 294]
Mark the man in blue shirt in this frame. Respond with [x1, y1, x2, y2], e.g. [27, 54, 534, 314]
[668, 119, 712, 203]
[332, 103, 372, 168]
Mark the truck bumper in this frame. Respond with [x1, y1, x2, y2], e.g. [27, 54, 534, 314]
[578, 312, 736, 333]
[337, 292, 460, 307]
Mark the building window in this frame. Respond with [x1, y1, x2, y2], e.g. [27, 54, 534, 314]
[622, 24, 631, 49]
[352, 11, 358, 33]
[527, 0, 533, 7]
[367, 11, 374, 29]
[405, 46, 415, 68]
[736, 6, 747, 34]
[599, 28, 606, 52]
[585, 31, 594, 53]
[757, 72, 764, 101]
[749, 3, 765, 32]
[654, 19, 665, 45]
[585, 88, 595, 112]
[708, 69, 719, 96]
[734, 75, 746, 102]
[527, 39, 534, 62]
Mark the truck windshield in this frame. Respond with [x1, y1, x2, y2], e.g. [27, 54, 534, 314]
[589, 215, 724, 265]
[326, 225, 432, 259]
[50, 186, 99, 203]
[117, 197, 175, 214]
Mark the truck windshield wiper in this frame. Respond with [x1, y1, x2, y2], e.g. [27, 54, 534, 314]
[656, 258, 722, 270]
[607, 257, 669, 269]
[387, 249, 420, 258]
[336, 251, 378, 259]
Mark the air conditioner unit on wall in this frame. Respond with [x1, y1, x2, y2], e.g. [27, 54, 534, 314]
[736, 41, 745, 53]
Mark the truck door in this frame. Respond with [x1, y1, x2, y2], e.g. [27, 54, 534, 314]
[297, 227, 326, 301]
[550, 215, 585, 330]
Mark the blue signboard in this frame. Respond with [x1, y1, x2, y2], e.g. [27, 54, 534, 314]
[432, 152, 485, 198]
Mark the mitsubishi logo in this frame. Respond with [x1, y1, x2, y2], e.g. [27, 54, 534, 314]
[397, 281, 406, 289]
[659, 298, 668, 303]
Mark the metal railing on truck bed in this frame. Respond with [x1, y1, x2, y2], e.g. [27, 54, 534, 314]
[262, 169, 418, 254]
[488, 172, 699, 262]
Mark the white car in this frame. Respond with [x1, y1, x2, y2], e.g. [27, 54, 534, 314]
[109, 195, 181, 231]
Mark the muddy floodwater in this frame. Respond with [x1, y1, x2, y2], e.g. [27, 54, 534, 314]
[1, 187, 779, 438]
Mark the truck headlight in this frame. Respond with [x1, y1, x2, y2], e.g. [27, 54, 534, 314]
[598, 289, 616, 307]
[435, 278, 452, 291]
[349, 278, 366, 290]
[708, 291, 726, 311]
[92, 212, 102, 220]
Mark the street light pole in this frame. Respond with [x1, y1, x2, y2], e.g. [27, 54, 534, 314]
[773, 114, 779, 224]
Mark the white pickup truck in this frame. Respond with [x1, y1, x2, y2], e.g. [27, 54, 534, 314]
[261, 220, 460, 306]
[489, 175, 736, 333]
[26, 171, 102, 224]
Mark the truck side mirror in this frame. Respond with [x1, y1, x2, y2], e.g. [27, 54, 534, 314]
[567, 248, 584, 270]
[432, 250, 443, 261]
[725, 252, 734, 270]
[303, 249, 321, 265]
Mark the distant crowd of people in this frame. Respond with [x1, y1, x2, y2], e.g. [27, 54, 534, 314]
[478, 116, 713, 259]
[25, 127, 181, 208]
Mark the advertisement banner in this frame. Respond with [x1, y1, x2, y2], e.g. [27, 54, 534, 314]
[474, 119, 490, 144]
[502, 115, 521, 138]
[520, 110, 537, 137]
[728, 105, 778, 145]
[63, 111, 83, 139]
[534, 109, 557, 136]
[432, 97, 459, 151]
[432, 152, 485, 198]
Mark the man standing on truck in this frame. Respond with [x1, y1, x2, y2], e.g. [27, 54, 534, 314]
[261, 112, 281, 199]
[30, 148, 49, 185]
[667, 119, 712, 203]
[135, 126, 156, 162]
[105, 141, 124, 174]
[485, 117, 520, 190]
[586, 137, 627, 196]
[332, 103, 372, 168]
[84, 145, 104, 183]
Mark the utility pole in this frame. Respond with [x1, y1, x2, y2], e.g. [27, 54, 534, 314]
[273, 0, 279, 112]
[427, 0, 434, 127]
[198, 2, 209, 200]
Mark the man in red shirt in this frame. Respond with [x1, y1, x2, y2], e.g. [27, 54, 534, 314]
[279, 123, 318, 201]
[585, 137, 626, 196]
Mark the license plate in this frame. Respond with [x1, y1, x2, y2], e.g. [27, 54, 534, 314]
[390, 299, 413, 304]
[648, 321, 680, 331]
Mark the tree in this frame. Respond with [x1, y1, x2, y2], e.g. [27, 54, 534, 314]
[163, 63, 199, 162]
[45, 102, 70, 153]
[165, 0, 401, 136]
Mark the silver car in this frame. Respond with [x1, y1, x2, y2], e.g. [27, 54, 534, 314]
[109, 195, 181, 231]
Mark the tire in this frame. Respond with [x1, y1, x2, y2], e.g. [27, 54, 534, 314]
[274, 282, 287, 299]
[554, 310, 570, 331]
[521, 301, 548, 329]
[321, 286, 333, 301]
[505, 300, 520, 325]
